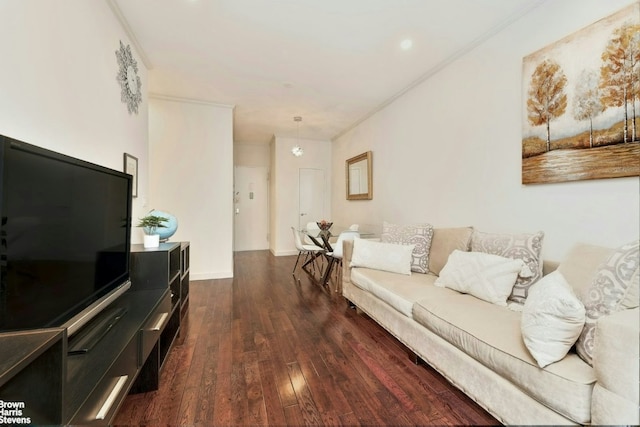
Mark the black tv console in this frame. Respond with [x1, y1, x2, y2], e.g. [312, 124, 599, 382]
[0, 241, 190, 425]
[67, 306, 128, 355]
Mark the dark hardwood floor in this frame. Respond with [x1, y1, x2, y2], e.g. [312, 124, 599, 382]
[114, 250, 497, 426]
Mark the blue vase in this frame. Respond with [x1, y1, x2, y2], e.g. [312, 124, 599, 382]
[149, 209, 178, 242]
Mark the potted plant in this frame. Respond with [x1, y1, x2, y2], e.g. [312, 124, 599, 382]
[138, 214, 169, 248]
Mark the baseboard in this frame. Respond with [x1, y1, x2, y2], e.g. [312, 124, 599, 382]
[190, 271, 234, 280]
[270, 249, 298, 257]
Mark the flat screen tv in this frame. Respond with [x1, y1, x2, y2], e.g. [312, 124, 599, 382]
[0, 134, 132, 336]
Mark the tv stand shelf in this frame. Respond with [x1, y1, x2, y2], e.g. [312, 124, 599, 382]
[0, 289, 171, 425]
[0, 329, 65, 425]
[66, 289, 169, 424]
[0, 240, 190, 425]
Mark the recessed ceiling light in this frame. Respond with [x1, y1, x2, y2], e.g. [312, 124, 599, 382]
[400, 39, 413, 50]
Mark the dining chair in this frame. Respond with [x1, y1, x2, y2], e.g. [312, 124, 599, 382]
[291, 227, 325, 275]
[325, 230, 360, 286]
[304, 221, 320, 245]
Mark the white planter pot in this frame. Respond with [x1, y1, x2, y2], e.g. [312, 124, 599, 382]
[143, 234, 160, 249]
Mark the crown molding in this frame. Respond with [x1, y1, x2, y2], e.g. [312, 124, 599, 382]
[106, 0, 153, 70]
[149, 93, 235, 109]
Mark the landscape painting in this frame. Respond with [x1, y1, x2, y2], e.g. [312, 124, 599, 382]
[522, 3, 640, 184]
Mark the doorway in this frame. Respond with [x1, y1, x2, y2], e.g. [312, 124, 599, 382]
[234, 166, 269, 251]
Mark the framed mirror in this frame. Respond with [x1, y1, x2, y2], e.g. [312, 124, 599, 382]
[346, 151, 373, 200]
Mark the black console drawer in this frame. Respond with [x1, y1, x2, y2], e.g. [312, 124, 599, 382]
[68, 338, 137, 425]
[138, 291, 171, 366]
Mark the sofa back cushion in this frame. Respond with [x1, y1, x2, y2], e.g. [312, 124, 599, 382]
[428, 227, 473, 275]
[556, 243, 613, 298]
[542, 260, 560, 276]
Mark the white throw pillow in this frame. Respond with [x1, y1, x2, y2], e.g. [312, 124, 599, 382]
[350, 238, 415, 275]
[381, 221, 434, 274]
[435, 250, 530, 306]
[470, 229, 544, 303]
[521, 271, 586, 368]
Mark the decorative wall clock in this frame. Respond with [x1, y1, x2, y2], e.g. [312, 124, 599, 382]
[115, 40, 142, 115]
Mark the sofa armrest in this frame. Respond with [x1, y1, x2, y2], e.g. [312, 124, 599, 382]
[591, 307, 639, 425]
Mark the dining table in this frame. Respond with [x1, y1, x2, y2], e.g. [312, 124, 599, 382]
[300, 224, 377, 289]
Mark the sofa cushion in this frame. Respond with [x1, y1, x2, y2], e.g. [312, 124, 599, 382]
[350, 238, 415, 275]
[593, 307, 640, 407]
[471, 229, 544, 304]
[350, 267, 438, 318]
[576, 240, 639, 366]
[413, 288, 595, 424]
[557, 243, 613, 298]
[435, 250, 529, 306]
[381, 222, 434, 274]
[521, 271, 585, 368]
[428, 226, 473, 275]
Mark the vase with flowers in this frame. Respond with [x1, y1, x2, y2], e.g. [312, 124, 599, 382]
[316, 219, 333, 231]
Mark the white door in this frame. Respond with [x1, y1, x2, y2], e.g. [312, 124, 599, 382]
[234, 166, 269, 251]
[299, 168, 325, 230]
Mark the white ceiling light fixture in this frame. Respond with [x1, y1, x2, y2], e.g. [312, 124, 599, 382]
[291, 116, 304, 157]
[400, 38, 413, 50]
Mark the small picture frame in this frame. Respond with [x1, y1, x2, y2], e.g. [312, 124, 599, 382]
[123, 153, 138, 198]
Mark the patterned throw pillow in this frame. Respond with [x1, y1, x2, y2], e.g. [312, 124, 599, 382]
[470, 230, 544, 303]
[381, 222, 434, 274]
[576, 240, 639, 366]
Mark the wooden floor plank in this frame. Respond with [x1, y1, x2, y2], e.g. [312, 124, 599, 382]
[244, 355, 268, 425]
[258, 358, 288, 426]
[283, 403, 305, 426]
[114, 250, 497, 426]
[286, 362, 324, 425]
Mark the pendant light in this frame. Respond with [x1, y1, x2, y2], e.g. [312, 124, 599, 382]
[291, 116, 304, 157]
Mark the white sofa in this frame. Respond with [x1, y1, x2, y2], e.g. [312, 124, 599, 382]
[339, 228, 639, 425]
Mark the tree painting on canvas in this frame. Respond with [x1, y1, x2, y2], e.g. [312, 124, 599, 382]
[522, 3, 640, 184]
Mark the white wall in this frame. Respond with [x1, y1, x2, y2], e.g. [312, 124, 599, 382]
[332, 0, 639, 261]
[271, 136, 332, 255]
[149, 96, 234, 279]
[0, 0, 148, 222]
[234, 142, 270, 167]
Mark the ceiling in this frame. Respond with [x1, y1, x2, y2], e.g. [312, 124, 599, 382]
[111, 0, 544, 144]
